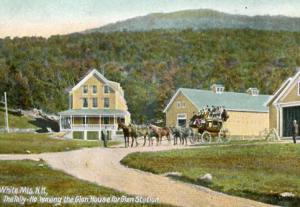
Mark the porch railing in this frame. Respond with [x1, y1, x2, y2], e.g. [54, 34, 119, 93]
[70, 124, 116, 130]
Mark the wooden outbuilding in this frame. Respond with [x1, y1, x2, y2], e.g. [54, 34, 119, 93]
[267, 69, 300, 138]
[164, 85, 270, 136]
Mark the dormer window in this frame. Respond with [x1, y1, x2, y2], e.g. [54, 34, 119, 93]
[82, 85, 88, 94]
[216, 87, 224, 94]
[104, 85, 110, 94]
[211, 84, 224, 94]
[247, 88, 259, 96]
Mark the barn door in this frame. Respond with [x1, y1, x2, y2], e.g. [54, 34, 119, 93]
[177, 113, 187, 127]
[282, 106, 300, 137]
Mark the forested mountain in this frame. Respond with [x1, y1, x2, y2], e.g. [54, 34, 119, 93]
[84, 9, 300, 33]
[0, 29, 300, 122]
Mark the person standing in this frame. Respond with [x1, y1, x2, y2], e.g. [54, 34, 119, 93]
[101, 130, 108, 147]
[292, 120, 298, 144]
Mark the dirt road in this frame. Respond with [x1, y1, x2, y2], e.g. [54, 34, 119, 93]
[0, 144, 275, 207]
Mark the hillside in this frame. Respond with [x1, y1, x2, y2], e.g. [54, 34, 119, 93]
[0, 29, 300, 122]
[0, 108, 36, 129]
[83, 9, 300, 33]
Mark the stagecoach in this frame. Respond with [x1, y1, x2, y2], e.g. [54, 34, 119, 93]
[189, 112, 230, 144]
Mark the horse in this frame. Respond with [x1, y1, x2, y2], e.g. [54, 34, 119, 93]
[170, 127, 181, 145]
[148, 124, 171, 145]
[170, 127, 194, 145]
[117, 122, 138, 148]
[136, 127, 157, 146]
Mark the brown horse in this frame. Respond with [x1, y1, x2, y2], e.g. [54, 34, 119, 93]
[117, 122, 138, 148]
[148, 124, 171, 145]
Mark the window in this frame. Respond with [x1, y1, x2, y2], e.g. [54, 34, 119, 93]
[92, 98, 98, 108]
[177, 113, 187, 127]
[82, 98, 88, 108]
[216, 87, 224, 94]
[182, 102, 186, 108]
[247, 88, 259, 96]
[82, 85, 88, 94]
[252, 89, 259, 96]
[104, 85, 110, 94]
[104, 98, 110, 108]
[92, 85, 97, 94]
[176, 101, 181, 108]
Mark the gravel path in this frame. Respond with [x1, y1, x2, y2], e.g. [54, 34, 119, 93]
[0, 143, 275, 207]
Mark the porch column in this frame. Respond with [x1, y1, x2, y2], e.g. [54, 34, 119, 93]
[98, 130, 102, 140]
[276, 104, 280, 136]
[279, 106, 283, 137]
[83, 130, 87, 140]
[113, 115, 116, 128]
[59, 115, 62, 131]
[70, 115, 73, 129]
[99, 115, 102, 140]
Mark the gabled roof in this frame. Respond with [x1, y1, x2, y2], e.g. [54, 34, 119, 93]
[68, 68, 128, 110]
[69, 68, 125, 100]
[266, 68, 300, 106]
[70, 69, 110, 92]
[266, 77, 292, 106]
[164, 88, 271, 113]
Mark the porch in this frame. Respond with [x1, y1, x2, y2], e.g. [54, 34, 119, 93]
[58, 109, 128, 132]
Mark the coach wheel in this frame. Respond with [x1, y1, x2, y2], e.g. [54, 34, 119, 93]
[189, 136, 196, 144]
[201, 131, 211, 144]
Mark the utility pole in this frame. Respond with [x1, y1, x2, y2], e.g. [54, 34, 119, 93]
[4, 92, 9, 133]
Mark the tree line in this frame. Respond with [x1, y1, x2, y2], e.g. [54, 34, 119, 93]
[0, 29, 299, 122]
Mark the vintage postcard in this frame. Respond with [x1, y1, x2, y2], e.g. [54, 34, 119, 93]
[0, 0, 299, 206]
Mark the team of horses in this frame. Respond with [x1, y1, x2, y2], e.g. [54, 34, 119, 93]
[118, 121, 192, 148]
[117, 109, 229, 148]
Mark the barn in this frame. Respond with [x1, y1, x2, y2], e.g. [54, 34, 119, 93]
[163, 84, 271, 136]
[267, 69, 300, 138]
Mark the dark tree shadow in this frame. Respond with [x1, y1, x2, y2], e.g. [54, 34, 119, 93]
[29, 118, 59, 133]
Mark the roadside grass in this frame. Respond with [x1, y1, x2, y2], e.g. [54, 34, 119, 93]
[0, 160, 168, 207]
[0, 108, 36, 129]
[121, 143, 300, 207]
[192, 139, 268, 147]
[0, 133, 120, 154]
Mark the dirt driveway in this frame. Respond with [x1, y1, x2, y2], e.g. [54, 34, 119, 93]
[0, 143, 275, 207]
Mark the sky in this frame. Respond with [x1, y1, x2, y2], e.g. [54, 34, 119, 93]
[0, 0, 300, 38]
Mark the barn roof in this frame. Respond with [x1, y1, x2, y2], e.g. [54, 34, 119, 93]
[164, 88, 271, 113]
